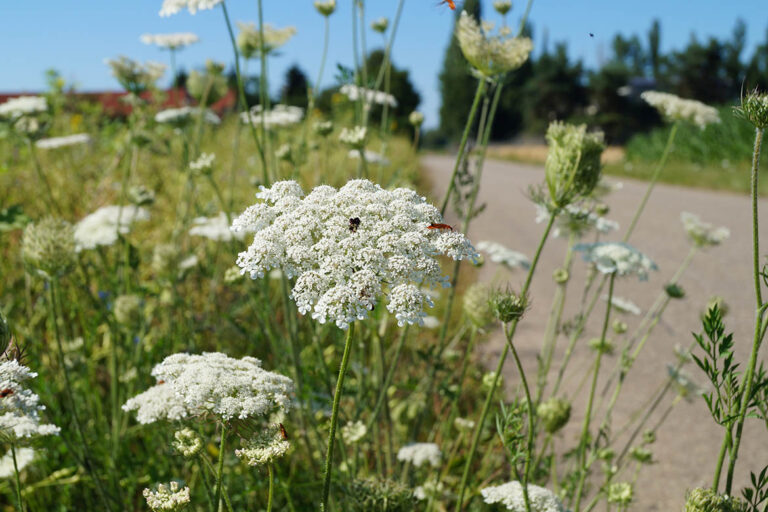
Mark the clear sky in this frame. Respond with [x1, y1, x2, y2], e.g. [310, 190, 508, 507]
[3, 1, 767, 129]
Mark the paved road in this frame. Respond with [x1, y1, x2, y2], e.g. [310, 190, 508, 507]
[423, 154, 768, 511]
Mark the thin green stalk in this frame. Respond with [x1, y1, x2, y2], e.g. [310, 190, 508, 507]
[11, 444, 23, 512]
[267, 464, 274, 512]
[315, 17, 330, 97]
[440, 79, 486, 216]
[455, 212, 557, 510]
[321, 324, 356, 512]
[26, 139, 60, 215]
[573, 273, 616, 512]
[214, 422, 228, 512]
[623, 123, 678, 242]
[712, 428, 731, 492]
[723, 128, 765, 494]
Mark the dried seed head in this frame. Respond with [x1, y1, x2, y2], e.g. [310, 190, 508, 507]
[22, 217, 76, 279]
[490, 287, 527, 323]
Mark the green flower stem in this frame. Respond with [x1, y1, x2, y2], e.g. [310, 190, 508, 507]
[315, 17, 330, 98]
[455, 212, 557, 511]
[220, 2, 267, 184]
[11, 444, 23, 512]
[366, 326, 409, 434]
[26, 140, 60, 215]
[214, 422, 228, 512]
[197, 455, 217, 512]
[724, 127, 765, 494]
[267, 464, 274, 512]
[573, 272, 616, 512]
[320, 324, 356, 512]
[623, 122, 678, 242]
[440, 79, 486, 216]
[357, 148, 369, 179]
[712, 428, 732, 492]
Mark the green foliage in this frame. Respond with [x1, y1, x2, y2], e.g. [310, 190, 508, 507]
[280, 64, 309, 109]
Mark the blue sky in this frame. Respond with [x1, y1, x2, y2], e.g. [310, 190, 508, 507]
[3, 1, 767, 128]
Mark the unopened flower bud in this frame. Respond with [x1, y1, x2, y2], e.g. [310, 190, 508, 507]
[371, 17, 389, 33]
[537, 397, 571, 433]
[490, 288, 527, 323]
[22, 217, 76, 279]
[545, 121, 605, 208]
[737, 89, 768, 129]
[665, 283, 685, 299]
[493, 0, 512, 15]
[612, 319, 627, 334]
[553, 268, 569, 284]
[173, 428, 203, 458]
[409, 111, 424, 127]
[684, 487, 748, 512]
[588, 337, 614, 354]
[314, 0, 336, 17]
[463, 283, 494, 328]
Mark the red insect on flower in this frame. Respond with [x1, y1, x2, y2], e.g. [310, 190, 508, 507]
[0, 388, 14, 398]
[157, 380, 165, 385]
[438, 0, 456, 9]
[427, 223, 454, 231]
[279, 423, 289, 440]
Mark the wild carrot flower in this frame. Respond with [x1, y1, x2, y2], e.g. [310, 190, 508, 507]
[339, 126, 367, 149]
[173, 428, 202, 458]
[544, 122, 605, 208]
[236, 22, 296, 59]
[186, 60, 228, 105]
[189, 213, 244, 242]
[409, 111, 425, 127]
[0, 96, 47, 119]
[313, 120, 334, 136]
[140, 32, 199, 50]
[607, 482, 633, 506]
[574, 242, 657, 280]
[537, 397, 571, 434]
[159, 0, 222, 16]
[114, 294, 142, 328]
[463, 283, 494, 328]
[603, 295, 642, 315]
[666, 365, 705, 402]
[105, 56, 165, 94]
[493, 0, 512, 15]
[341, 420, 367, 443]
[680, 212, 730, 248]
[143, 481, 191, 511]
[683, 487, 747, 512]
[396, 443, 441, 468]
[736, 89, 768, 129]
[235, 424, 290, 466]
[155, 107, 220, 126]
[476, 241, 530, 270]
[641, 91, 720, 129]
[535, 202, 618, 239]
[371, 17, 389, 33]
[348, 149, 389, 165]
[231, 180, 478, 328]
[340, 84, 398, 108]
[454, 417, 475, 431]
[35, 133, 90, 149]
[480, 481, 564, 511]
[456, 11, 532, 77]
[240, 105, 304, 129]
[189, 152, 216, 174]
[0, 360, 60, 440]
[123, 352, 293, 424]
[74, 205, 150, 251]
[314, 0, 336, 17]
[0, 447, 34, 478]
[21, 218, 76, 278]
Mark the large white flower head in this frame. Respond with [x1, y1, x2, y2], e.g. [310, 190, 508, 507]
[235, 424, 290, 466]
[236, 22, 297, 59]
[574, 242, 657, 280]
[123, 352, 293, 424]
[680, 212, 730, 248]
[143, 481, 191, 511]
[339, 126, 367, 149]
[0, 447, 34, 478]
[240, 104, 303, 129]
[396, 442, 441, 468]
[456, 11, 532, 77]
[640, 91, 720, 129]
[74, 205, 150, 251]
[0, 360, 60, 441]
[155, 107, 220, 127]
[140, 32, 199, 50]
[189, 212, 244, 242]
[340, 84, 398, 108]
[159, 0, 222, 16]
[0, 96, 48, 119]
[232, 180, 478, 328]
[35, 133, 91, 150]
[105, 56, 165, 94]
[477, 241, 530, 270]
[481, 481, 564, 512]
[535, 203, 618, 239]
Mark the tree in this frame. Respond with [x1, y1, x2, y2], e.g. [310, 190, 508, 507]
[648, 19, 661, 80]
[363, 50, 421, 132]
[437, 0, 481, 142]
[281, 64, 310, 109]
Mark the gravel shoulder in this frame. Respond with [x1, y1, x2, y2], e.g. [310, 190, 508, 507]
[423, 154, 768, 511]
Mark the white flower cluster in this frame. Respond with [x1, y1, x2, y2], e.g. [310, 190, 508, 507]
[0, 96, 47, 119]
[341, 420, 367, 443]
[155, 107, 220, 126]
[173, 428, 202, 458]
[0, 360, 60, 440]
[314, 0, 336, 17]
[535, 203, 618, 239]
[105, 56, 165, 92]
[409, 111, 425, 126]
[680, 212, 730, 247]
[235, 424, 290, 466]
[143, 481, 191, 511]
[339, 126, 367, 149]
[0, 447, 34, 478]
[396, 442, 441, 468]
[641, 91, 720, 129]
[140, 32, 199, 49]
[159, 0, 222, 16]
[189, 152, 215, 174]
[35, 133, 91, 150]
[240, 104, 303, 129]
[74, 205, 150, 251]
[481, 481, 564, 512]
[231, 180, 478, 328]
[340, 84, 398, 108]
[574, 242, 657, 280]
[604, 295, 642, 315]
[348, 149, 390, 166]
[189, 212, 244, 242]
[236, 22, 297, 58]
[456, 11, 533, 77]
[477, 241, 530, 270]
[123, 352, 293, 424]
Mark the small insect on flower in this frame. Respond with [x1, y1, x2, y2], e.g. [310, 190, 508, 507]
[279, 423, 289, 440]
[0, 388, 14, 398]
[427, 223, 454, 231]
[438, 0, 456, 9]
[156, 380, 165, 385]
[349, 217, 361, 233]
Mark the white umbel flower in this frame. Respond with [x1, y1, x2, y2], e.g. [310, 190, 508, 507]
[236, 22, 296, 59]
[0, 96, 47, 119]
[74, 205, 150, 251]
[535, 203, 618, 239]
[456, 11, 532, 77]
[341, 420, 367, 443]
[340, 84, 397, 108]
[189, 212, 244, 242]
[35, 134, 91, 150]
[240, 104, 303, 128]
[339, 126, 367, 149]
[477, 241, 530, 270]
[0, 447, 34, 478]
[235, 424, 290, 466]
[574, 242, 657, 280]
[123, 352, 293, 424]
[481, 481, 564, 511]
[140, 32, 199, 50]
[0, 361, 60, 440]
[143, 481, 191, 511]
[348, 149, 390, 166]
[396, 442, 441, 468]
[232, 180, 478, 329]
[155, 107, 220, 126]
[159, 0, 222, 16]
[680, 212, 730, 247]
[641, 91, 720, 129]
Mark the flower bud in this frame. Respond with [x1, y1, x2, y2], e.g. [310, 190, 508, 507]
[22, 217, 77, 279]
[588, 337, 614, 354]
[629, 446, 652, 464]
[409, 111, 425, 127]
[493, 0, 512, 15]
[314, 0, 336, 17]
[665, 283, 685, 299]
[129, 185, 156, 206]
[490, 287, 527, 323]
[371, 17, 389, 33]
[612, 319, 628, 334]
[114, 294, 142, 328]
[463, 283, 495, 329]
[607, 482, 633, 506]
[544, 121, 605, 208]
[736, 89, 768, 130]
[553, 268, 569, 284]
[537, 397, 571, 433]
[173, 427, 203, 458]
[684, 487, 748, 512]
